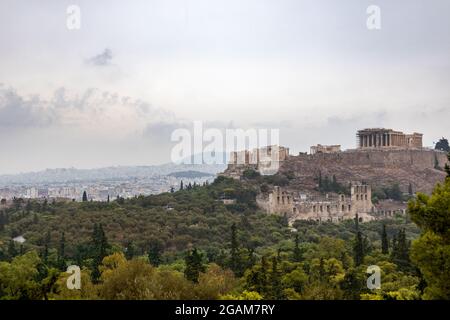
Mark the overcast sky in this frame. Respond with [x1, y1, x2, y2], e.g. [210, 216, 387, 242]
[0, 0, 449, 174]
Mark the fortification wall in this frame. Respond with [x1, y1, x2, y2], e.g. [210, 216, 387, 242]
[278, 149, 448, 194]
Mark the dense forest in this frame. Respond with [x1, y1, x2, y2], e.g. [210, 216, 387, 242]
[0, 160, 449, 299]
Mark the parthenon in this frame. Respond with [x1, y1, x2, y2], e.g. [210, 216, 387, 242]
[357, 128, 423, 149]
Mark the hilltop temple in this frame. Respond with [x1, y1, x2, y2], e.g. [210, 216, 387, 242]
[357, 128, 423, 149]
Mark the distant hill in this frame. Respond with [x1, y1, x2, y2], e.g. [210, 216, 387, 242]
[0, 162, 227, 185]
[167, 170, 214, 178]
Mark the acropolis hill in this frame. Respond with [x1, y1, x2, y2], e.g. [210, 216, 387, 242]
[222, 128, 449, 223]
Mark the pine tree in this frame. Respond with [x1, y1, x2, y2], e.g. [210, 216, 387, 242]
[184, 248, 205, 283]
[82, 191, 88, 202]
[353, 231, 365, 266]
[435, 137, 450, 152]
[381, 224, 389, 254]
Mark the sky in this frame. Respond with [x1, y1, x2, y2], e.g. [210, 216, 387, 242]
[0, 0, 449, 174]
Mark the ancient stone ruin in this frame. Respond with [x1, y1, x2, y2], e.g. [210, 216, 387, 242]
[222, 128, 449, 224]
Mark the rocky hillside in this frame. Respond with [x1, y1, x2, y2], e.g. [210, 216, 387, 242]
[225, 148, 448, 194]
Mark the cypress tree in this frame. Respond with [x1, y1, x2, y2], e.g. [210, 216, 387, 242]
[91, 223, 109, 281]
[180, 180, 184, 190]
[82, 191, 88, 202]
[354, 213, 359, 231]
[293, 233, 302, 262]
[43, 231, 51, 264]
[270, 256, 283, 299]
[392, 228, 410, 268]
[258, 256, 269, 297]
[381, 224, 389, 254]
[353, 231, 365, 266]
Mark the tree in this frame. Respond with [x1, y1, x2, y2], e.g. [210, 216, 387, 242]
[7, 240, 17, 260]
[408, 179, 450, 299]
[107, 195, 110, 203]
[229, 223, 241, 276]
[124, 241, 135, 260]
[184, 248, 205, 283]
[435, 137, 450, 152]
[26, 200, 31, 213]
[389, 184, 403, 201]
[91, 223, 110, 282]
[180, 180, 184, 190]
[0, 212, 5, 231]
[340, 268, 363, 300]
[57, 232, 66, 270]
[0, 251, 58, 300]
[82, 191, 88, 202]
[269, 256, 283, 299]
[381, 224, 389, 254]
[391, 229, 410, 269]
[42, 231, 51, 265]
[353, 232, 365, 266]
[148, 239, 163, 267]
[293, 233, 303, 262]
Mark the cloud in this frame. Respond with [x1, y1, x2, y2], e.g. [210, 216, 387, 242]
[86, 48, 113, 66]
[0, 86, 56, 128]
[0, 85, 178, 134]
